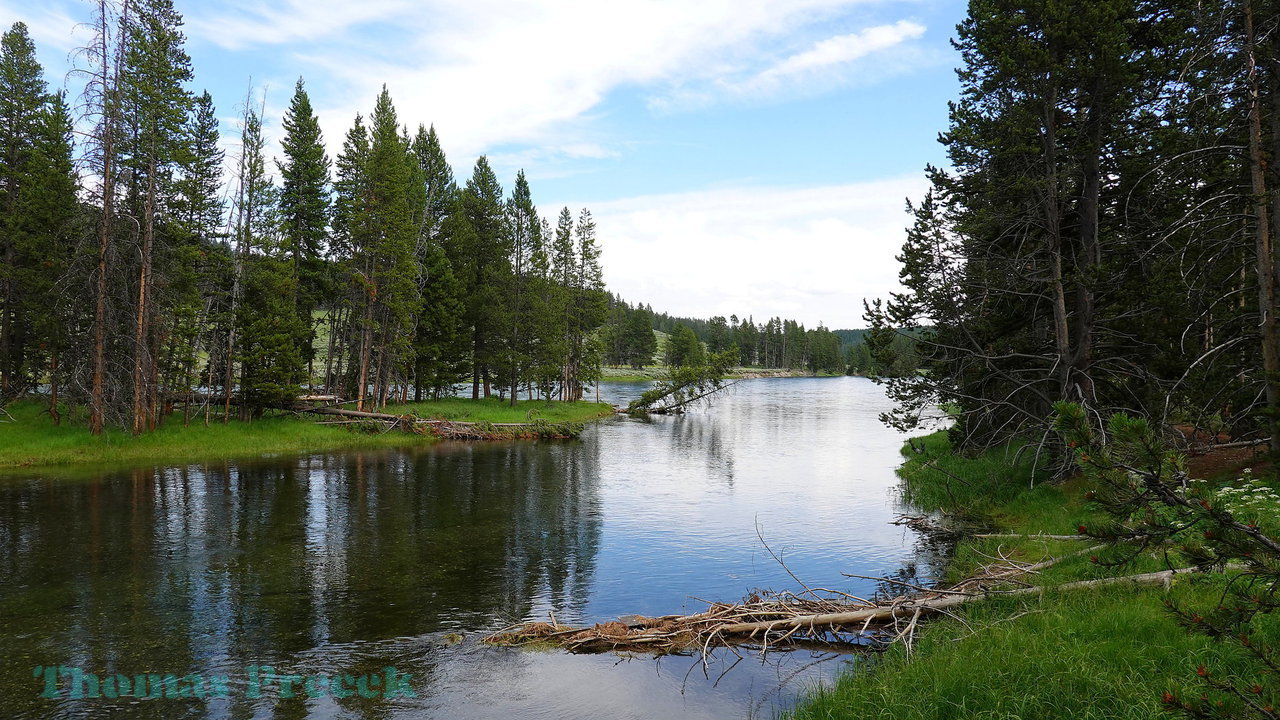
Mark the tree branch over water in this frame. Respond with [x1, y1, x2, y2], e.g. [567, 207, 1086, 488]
[626, 350, 738, 415]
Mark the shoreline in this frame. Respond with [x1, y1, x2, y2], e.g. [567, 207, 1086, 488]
[0, 398, 615, 473]
[790, 431, 1265, 720]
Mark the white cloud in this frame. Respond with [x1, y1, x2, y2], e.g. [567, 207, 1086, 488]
[186, 0, 416, 51]
[753, 20, 926, 86]
[185, 0, 920, 164]
[575, 175, 929, 328]
[0, 2, 86, 56]
[652, 19, 931, 111]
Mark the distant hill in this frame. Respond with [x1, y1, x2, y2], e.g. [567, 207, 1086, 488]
[832, 328, 868, 350]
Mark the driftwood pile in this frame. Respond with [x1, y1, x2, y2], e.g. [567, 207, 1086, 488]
[484, 538, 1211, 657]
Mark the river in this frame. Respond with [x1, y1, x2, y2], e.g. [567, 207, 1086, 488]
[0, 376, 939, 719]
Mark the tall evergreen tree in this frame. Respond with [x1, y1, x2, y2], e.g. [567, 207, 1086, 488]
[568, 207, 606, 400]
[528, 214, 563, 399]
[237, 257, 306, 417]
[868, 0, 1195, 450]
[227, 102, 289, 420]
[277, 77, 330, 384]
[172, 91, 222, 241]
[550, 206, 577, 396]
[328, 113, 369, 400]
[409, 124, 466, 399]
[120, 0, 193, 432]
[623, 304, 657, 369]
[168, 89, 225, 423]
[342, 87, 420, 410]
[13, 91, 78, 422]
[0, 22, 50, 398]
[457, 156, 509, 399]
[665, 324, 704, 368]
[504, 170, 540, 404]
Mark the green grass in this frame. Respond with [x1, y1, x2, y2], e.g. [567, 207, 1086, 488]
[601, 365, 666, 382]
[794, 580, 1270, 720]
[0, 397, 613, 471]
[895, 431, 1102, 534]
[790, 431, 1276, 720]
[382, 396, 615, 423]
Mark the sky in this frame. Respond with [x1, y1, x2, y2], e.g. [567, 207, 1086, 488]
[3, 0, 967, 329]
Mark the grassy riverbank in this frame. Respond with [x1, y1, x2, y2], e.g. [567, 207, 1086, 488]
[0, 398, 614, 470]
[791, 432, 1277, 720]
[384, 396, 615, 423]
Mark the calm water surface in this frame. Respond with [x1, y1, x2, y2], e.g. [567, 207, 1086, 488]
[0, 377, 939, 719]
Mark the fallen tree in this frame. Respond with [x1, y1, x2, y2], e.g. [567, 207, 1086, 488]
[626, 350, 738, 415]
[485, 548, 1228, 656]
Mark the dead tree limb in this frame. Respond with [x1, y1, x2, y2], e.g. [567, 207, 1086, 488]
[486, 565, 1229, 655]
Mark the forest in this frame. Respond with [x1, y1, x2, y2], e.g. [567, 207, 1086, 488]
[852, 3, 1280, 714]
[0, 2, 613, 435]
[867, 0, 1280, 456]
[596, 296, 848, 375]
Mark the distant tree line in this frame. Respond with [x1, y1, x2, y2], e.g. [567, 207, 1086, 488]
[867, 0, 1280, 452]
[598, 296, 847, 374]
[0, 4, 608, 435]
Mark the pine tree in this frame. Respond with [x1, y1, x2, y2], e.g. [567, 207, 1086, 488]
[529, 214, 562, 399]
[623, 304, 657, 369]
[277, 77, 330, 384]
[237, 256, 306, 417]
[169, 90, 225, 423]
[550, 206, 577, 396]
[227, 102, 290, 420]
[665, 324, 704, 368]
[414, 124, 453, 237]
[0, 22, 51, 398]
[869, 0, 1194, 450]
[409, 124, 466, 399]
[173, 91, 222, 242]
[13, 91, 78, 422]
[568, 208, 607, 400]
[504, 170, 540, 404]
[120, 0, 193, 432]
[457, 156, 509, 399]
[328, 114, 369, 400]
[82, 0, 130, 435]
[342, 87, 420, 410]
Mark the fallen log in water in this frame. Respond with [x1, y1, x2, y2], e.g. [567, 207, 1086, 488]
[719, 567, 1202, 635]
[484, 561, 1221, 656]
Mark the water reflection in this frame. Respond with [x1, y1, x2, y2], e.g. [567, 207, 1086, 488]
[0, 377, 938, 719]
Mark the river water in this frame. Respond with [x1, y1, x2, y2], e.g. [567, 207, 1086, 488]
[0, 376, 938, 719]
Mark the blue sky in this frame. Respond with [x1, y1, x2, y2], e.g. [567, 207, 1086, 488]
[5, 0, 967, 328]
